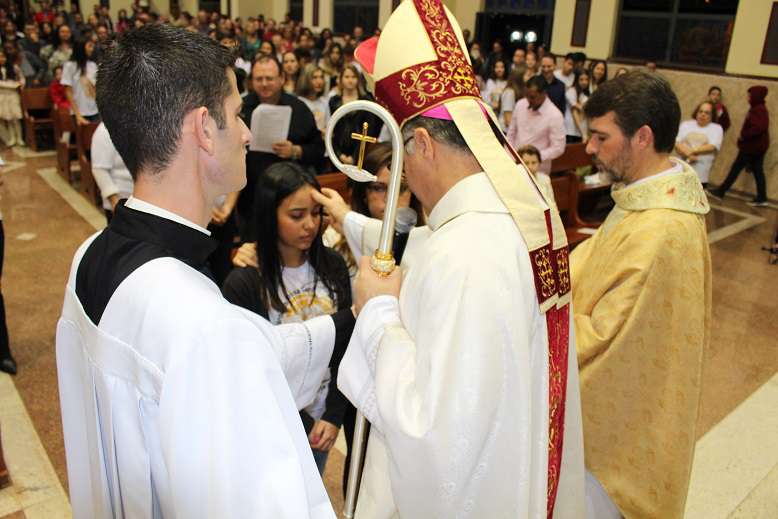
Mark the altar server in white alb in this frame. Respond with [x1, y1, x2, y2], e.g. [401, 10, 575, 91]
[55, 25, 354, 519]
[314, 1, 585, 517]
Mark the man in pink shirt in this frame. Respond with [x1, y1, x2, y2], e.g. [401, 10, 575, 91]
[507, 76, 566, 174]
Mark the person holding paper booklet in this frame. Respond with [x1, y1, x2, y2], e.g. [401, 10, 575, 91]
[239, 54, 324, 238]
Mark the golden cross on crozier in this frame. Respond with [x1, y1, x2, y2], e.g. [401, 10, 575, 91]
[350, 122, 377, 170]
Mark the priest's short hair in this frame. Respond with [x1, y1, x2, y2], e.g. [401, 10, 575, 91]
[584, 70, 681, 153]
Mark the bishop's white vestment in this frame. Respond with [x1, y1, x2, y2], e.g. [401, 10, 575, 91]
[338, 173, 586, 518]
[56, 199, 338, 518]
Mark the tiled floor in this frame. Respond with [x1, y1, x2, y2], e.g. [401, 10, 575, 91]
[1, 145, 777, 518]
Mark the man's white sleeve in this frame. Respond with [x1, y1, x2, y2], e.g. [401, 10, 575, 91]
[273, 315, 335, 410]
[159, 318, 336, 518]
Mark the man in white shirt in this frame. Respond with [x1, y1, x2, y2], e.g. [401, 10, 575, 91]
[554, 52, 576, 88]
[56, 25, 350, 519]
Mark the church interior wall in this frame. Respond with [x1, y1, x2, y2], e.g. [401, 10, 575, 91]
[726, 0, 778, 79]
[550, 0, 619, 60]
[447, 0, 483, 36]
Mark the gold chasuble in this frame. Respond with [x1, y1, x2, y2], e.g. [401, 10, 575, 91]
[570, 160, 712, 519]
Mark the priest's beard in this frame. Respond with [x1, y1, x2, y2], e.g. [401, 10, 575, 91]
[593, 141, 633, 184]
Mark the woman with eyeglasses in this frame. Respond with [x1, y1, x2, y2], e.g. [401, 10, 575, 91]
[322, 143, 423, 280]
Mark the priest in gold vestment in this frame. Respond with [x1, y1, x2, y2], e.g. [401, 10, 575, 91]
[571, 71, 712, 519]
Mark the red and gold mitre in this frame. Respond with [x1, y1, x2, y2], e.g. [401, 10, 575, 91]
[354, 0, 571, 312]
[354, 0, 480, 126]
[356, 2, 575, 516]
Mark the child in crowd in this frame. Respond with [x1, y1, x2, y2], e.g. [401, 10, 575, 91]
[48, 65, 70, 110]
[708, 85, 731, 132]
[222, 162, 353, 477]
[0, 50, 24, 147]
[518, 145, 557, 212]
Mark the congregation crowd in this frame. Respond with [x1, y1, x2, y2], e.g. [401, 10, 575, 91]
[0, 2, 775, 517]
[0, 0, 770, 206]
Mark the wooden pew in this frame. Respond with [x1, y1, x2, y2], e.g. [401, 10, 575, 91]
[317, 171, 351, 202]
[53, 107, 77, 182]
[75, 122, 101, 206]
[21, 87, 53, 151]
[551, 170, 597, 249]
[550, 142, 592, 174]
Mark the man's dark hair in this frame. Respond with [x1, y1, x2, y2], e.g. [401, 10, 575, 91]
[294, 47, 311, 63]
[96, 24, 234, 178]
[708, 85, 721, 95]
[253, 53, 281, 76]
[526, 75, 548, 92]
[541, 54, 555, 63]
[584, 70, 681, 153]
[564, 52, 575, 61]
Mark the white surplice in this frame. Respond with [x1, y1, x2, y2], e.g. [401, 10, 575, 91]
[338, 173, 586, 519]
[57, 234, 338, 518]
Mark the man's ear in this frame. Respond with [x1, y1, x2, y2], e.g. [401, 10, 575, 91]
[634, 124, 654, 151]
[192, 106, 215, 155]
[414, 128, 435, 161]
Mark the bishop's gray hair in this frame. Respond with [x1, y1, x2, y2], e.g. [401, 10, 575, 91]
[401, 116, 470, 155]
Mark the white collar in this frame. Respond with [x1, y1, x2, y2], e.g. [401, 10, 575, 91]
[427, 173, 509, 231]
[125, 196, 211, 236]
[627, 159, 684, 188]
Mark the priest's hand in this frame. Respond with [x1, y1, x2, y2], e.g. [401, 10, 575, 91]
[312, 188, 350, 234]
[232, 242, 258, 268]
[309, 420, 339, 451]
[354, 256, 402, 315]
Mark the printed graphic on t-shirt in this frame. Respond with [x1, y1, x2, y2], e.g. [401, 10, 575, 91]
[280, 289, 335, 323]
[684, 131, 709, 149]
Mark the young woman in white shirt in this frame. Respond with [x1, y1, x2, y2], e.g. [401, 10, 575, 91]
[481, 59, 507, 113]
[296, 64, 331, 135]
[62, 39, 99, 126]
[565, 69, 591, 143]
[589, 60, 608, 92]
[499, 66, 525, 132]
[222, 162, 353, 477]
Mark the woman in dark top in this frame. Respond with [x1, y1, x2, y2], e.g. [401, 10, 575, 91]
[222, 162, 353, 476]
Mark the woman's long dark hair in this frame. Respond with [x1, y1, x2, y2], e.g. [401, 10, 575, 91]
[71, 39, 91, 76]
[574, 68, 591, 99]
[253, 162, 347, 314]
[589, 59, 608, 87]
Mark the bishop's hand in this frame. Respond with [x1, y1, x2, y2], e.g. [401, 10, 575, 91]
[354, 256, 402, 315]
[312, 188, 351, 235]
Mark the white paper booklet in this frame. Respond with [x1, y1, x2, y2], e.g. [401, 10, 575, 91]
[249, 104, 292, 153]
